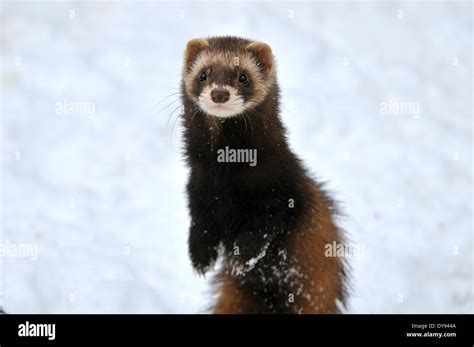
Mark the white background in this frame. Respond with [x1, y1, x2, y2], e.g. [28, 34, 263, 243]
[1, 1, 472, 313]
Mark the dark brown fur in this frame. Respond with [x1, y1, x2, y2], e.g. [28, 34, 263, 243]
[181, 36, 348, 314]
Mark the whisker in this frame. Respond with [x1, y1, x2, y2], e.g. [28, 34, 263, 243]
[245, 112, 253, 136]
[240, 112, 248, 134]
[188, 107, 201, 128]
[167, 104, 181, 126]
[152, 92, 181, 110]
[157, 98, 180, 116]
[170, 110, 182, 145]
[244, 108, 262, 135]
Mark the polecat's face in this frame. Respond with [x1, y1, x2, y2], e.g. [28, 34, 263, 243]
[183, 37, 275, 118]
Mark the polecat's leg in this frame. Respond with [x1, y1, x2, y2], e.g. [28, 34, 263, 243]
[284, 212, 347, 314]
[188, 221, 220, 275]
[212, 226, 346, 313]
[213, 274, 258, 314]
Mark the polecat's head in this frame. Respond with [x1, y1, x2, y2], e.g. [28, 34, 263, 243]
[182, 36, 276, 118]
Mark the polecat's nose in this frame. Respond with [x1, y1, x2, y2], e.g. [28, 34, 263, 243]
[211, 89, 230, 103]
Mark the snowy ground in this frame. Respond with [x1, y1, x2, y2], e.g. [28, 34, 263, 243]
[0, 1, 472, 313]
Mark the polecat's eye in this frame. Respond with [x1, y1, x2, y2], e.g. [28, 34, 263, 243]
[199, 71, 207, 82]
[239, 73, 249, 85]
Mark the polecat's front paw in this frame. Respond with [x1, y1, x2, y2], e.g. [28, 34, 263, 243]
[188, 228, 219, 276]
[189, 246, 218, 276]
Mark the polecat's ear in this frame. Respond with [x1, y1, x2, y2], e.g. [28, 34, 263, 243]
[246, 42, 273, 74]
[184, 38, 209, 71]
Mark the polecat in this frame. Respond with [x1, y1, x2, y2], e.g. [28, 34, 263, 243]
[181, 36, 348, 314]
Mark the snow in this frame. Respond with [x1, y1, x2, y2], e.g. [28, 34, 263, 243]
[243, 241, 270, 272]
[1, 1, 472, 313]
